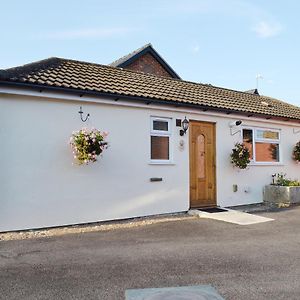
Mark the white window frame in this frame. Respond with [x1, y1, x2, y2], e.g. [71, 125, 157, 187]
[150, 117, 173, 164]
[242, 126, 282, 165]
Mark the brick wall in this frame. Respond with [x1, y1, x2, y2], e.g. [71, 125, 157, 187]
[124, 53, 173, 78]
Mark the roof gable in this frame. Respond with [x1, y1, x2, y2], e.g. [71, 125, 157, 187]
[110, 43, 181, 79]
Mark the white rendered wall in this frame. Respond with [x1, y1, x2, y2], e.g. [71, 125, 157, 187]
[1, 91, 300, 231]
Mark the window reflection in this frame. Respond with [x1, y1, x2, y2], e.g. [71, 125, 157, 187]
[243, 129, 253, 160]
[256, 143, 279, 162]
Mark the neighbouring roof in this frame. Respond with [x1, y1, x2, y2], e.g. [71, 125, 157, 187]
[245, 89, 259, 95]
[110, 43, 181, 79]
[1, 57, 300, 122]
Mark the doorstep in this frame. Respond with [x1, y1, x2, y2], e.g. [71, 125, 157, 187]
[188, 208, 274, 225]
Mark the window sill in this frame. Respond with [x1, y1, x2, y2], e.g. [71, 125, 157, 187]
[249, 162, 284, 166]
[149, 161, 175, 165]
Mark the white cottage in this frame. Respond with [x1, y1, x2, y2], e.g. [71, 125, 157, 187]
[1, 46, 300, 232]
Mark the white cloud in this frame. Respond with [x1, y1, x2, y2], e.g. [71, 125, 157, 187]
[252, 21, 282, 38]
[41, 27, 135, 40]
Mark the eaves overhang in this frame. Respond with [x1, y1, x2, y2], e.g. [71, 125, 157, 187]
[1, 81, 300, 125]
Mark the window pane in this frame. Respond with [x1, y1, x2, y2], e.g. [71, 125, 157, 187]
[151, 136, 169, 160]
[153, 120, 168, 131]
[256, 130, 279, 140]
[255, 143, 280, 162]
[243, 129, 253, 160]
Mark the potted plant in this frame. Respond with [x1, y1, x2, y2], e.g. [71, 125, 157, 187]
[264, 173, 300, 207]
[70, 128, 108, 165]
[230, 142, 250, 169]
[293, 141, 300, 163]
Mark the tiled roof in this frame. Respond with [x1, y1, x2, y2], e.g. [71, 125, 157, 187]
[1, 57, 300, 121]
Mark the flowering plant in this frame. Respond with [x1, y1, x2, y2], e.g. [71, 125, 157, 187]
[230, 142, 250, 169]
[70, 128, 108, 165]
[293, 141, 300, 162]
[271, 173, 300, 186]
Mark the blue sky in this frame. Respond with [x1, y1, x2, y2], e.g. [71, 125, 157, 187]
[1, 0, 300, 105]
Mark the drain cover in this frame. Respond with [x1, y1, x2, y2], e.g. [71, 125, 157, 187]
[125, 285, 224, 300]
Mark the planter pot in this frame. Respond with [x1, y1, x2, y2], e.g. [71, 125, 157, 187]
[263, 185, 300, 208]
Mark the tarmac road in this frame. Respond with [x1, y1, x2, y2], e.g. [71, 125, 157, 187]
[1, 207, 300, 299]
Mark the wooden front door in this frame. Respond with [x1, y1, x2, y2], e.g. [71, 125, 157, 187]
[189, 121, 216, 208]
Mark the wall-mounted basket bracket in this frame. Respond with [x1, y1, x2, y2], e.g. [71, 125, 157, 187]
[293, 128, 300, 134]
[78, 106, 90, 122]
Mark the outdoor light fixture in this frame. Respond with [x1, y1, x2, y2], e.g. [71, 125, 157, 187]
[180, 116, 189, 136]
[229, 120, 242, 127]
[78, 106, 90, 122]
[229, 120, 242, 136]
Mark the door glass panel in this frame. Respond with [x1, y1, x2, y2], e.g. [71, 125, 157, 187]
[197, 134, 205, 179]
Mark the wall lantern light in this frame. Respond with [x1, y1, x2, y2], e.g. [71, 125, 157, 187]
[180, 116, 189, 136]
[78, 106, 90, 122]
[229, 120, 243, 136]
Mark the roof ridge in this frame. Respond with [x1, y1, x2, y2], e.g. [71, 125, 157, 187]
[1, 57, 59, 71]
[0, 57, 61, 79]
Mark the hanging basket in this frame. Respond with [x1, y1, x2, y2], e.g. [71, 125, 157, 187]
[230, 142, 250, 169]
[293, 141, 300, 163]
[69, 128, 108, 165]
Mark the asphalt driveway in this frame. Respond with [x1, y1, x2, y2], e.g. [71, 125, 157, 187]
[1, 207, 300, 300]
